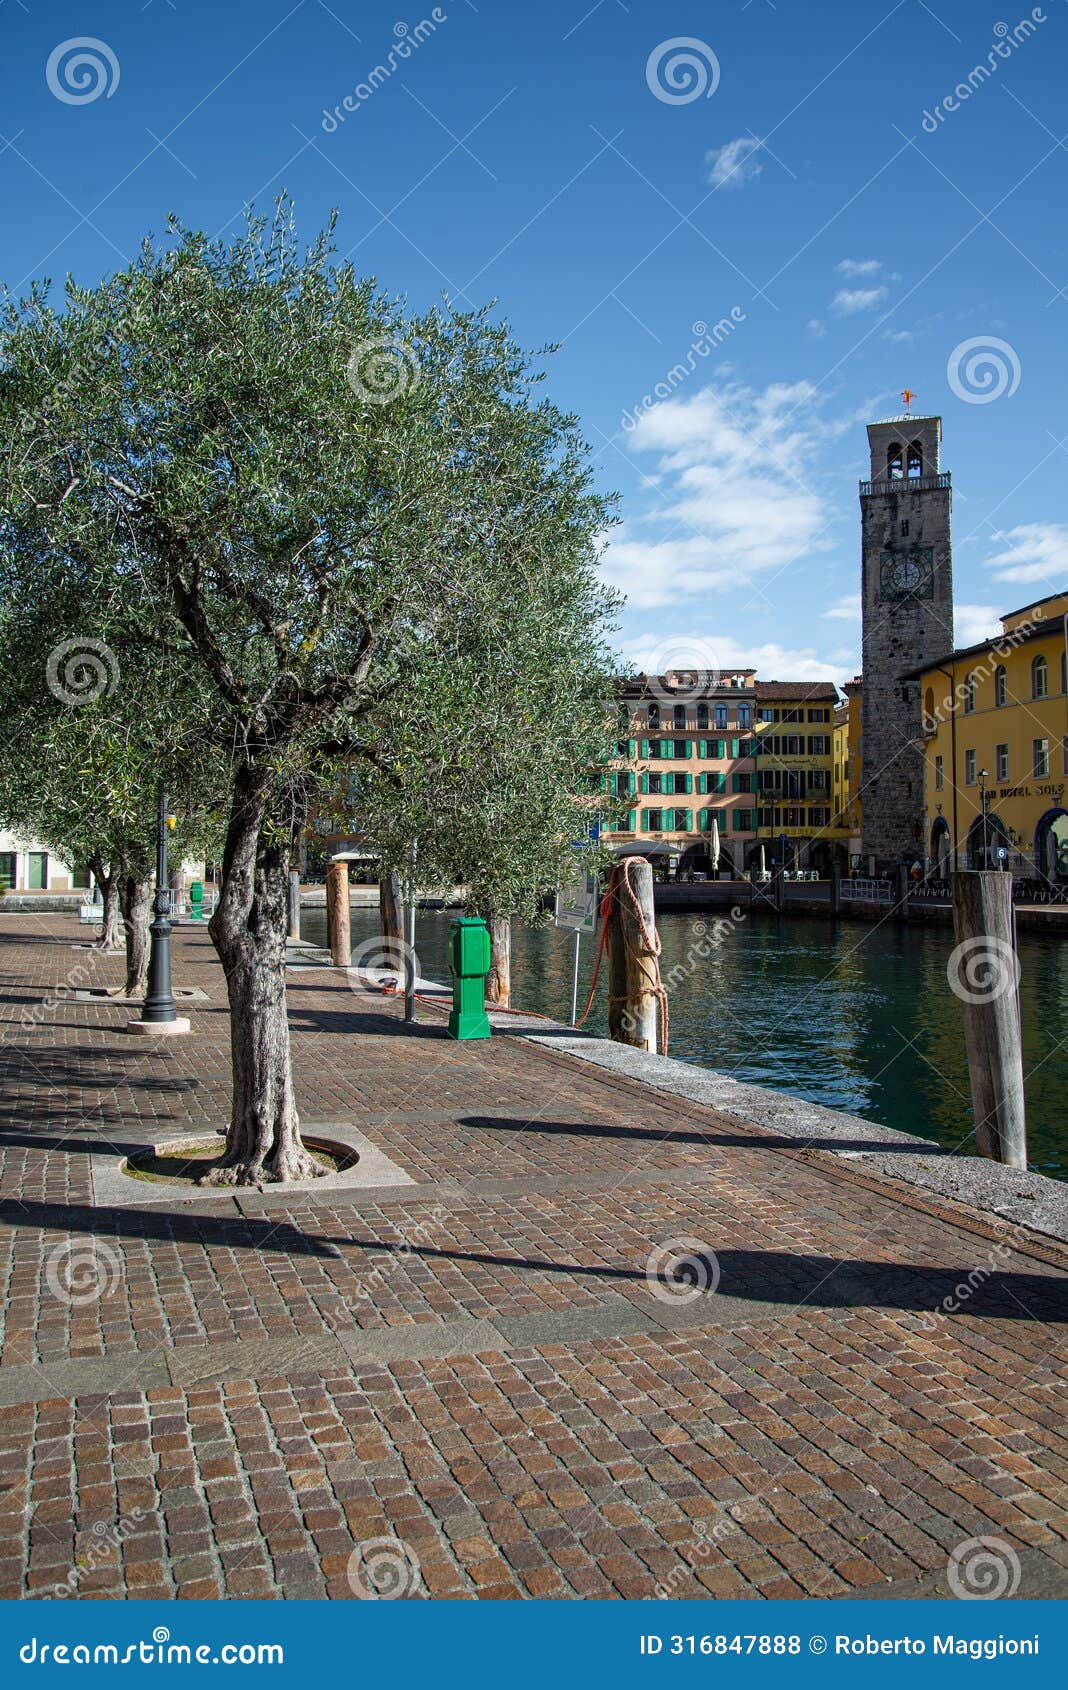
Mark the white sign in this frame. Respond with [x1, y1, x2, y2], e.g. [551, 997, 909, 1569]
[555, 869, 599, 935]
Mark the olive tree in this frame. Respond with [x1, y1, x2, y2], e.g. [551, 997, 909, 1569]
[0, 202, 617, 1182]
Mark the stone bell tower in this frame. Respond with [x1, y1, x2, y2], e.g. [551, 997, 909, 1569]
[859, 412, 954, 873]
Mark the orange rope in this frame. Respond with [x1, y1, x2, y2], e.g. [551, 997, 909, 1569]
[368, 861, 669, 1051]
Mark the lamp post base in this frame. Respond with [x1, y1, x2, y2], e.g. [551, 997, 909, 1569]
[125, 1016, 192, 1037]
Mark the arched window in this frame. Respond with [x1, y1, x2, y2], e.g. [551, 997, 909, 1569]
[696, 702, 709, 729]
[647, 702, 660, 729]
[887, 442, 904, 480]
[1032, 654, 1048, 699]
[962, 672, 976, 713]
[906, 439, 923, 478]
[673, 704, 686, 730]
[922, 686, 937, 734]
[994, 665, 1007, 707]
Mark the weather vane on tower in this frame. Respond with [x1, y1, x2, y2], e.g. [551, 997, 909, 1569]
[902, 387, 915, 414]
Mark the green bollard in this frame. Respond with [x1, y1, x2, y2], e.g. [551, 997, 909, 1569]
[188, 880, 205, 921]
[447, 917, 492, 1041]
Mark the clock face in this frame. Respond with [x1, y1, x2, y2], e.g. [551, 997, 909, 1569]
[879, 547, 934, 601]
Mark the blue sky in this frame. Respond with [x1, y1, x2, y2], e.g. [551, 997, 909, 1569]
[3, 0, 1068, 682]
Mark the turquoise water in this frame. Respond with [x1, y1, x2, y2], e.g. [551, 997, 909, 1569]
[303, 906, 1068, 1180]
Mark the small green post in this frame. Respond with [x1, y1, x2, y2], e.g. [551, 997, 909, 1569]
[447, 917, 492, 1041]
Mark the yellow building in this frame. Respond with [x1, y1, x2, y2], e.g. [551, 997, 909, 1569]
[753, 682, 844, 872]
[905, 591, 1068, 880]
[604, 672, 759, 876]
[832, 678, 863, 867]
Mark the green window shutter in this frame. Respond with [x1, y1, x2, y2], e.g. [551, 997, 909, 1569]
[685, 739, 694, 758]
[716, 772, 726, 794]
[717, 738, 726, 759]
[698, 738, 707, 759]
[684, 771, 693, 794]
[638, 738, 647, 759]
[640, 773, 649, 795]
[731, 773, 740, 793]
[598, 774, 607, 794]
[642, 810, 651, 830]
[629, 738, 638, 759]
[628, 809, 637, 831]
[628, 772, 637, 796]
[683, 809, 693, 831]
[731, 737, 740, 758]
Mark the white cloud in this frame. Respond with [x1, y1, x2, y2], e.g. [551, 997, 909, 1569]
[620, 631, 847, 687]
[824, 594, 861, 621]
[706, 136, 764, 190]
[807, 317, 826, 338]
[836, 258, 882, 277]
[954, 603, 1003, 646]
[984, 523, 1068, 585]
[831, 286, 888, 316]
[883, 327, 913, 343]
[603, 379, 832, 609]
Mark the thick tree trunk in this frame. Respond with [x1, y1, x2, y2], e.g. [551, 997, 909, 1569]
[204, 767, 322, 1186]
[379, 871, 404, 974]
[484, 912, 511, 1008]
[119, 874, 153, 998]
[89, 857, 122, 952]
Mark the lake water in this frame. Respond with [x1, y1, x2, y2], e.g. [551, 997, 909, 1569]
[302, 905, 1068, 1181]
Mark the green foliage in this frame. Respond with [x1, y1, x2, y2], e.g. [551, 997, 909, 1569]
[0, 200, 621, 920]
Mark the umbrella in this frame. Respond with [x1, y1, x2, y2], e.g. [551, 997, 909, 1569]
[759, 843, 766, 875]
[710, 814, 720, 872]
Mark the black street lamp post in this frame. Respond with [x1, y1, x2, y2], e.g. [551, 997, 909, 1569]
[979, 768, 990, 870]
[141, 783, 178, 1024]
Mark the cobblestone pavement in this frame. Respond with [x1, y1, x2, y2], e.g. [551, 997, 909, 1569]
[0, 913, 1065, 1601]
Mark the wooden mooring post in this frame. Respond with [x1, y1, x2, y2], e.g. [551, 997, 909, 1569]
[950, 870, 1027, 1168]
[605, 858, 661, 1055]
[287, 871, 301, 942]
[379, 870, 404, 974]
[325, 861, 351, 969]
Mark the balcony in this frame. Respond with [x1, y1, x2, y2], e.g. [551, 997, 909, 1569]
[859, 473, 951, 497]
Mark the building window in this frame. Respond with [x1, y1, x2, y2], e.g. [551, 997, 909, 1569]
[758, 707, 774, 723]
[732, 809, 752, 832]
[696, 703, 709, 729]
[888, 441, 903, 480]
[673, 704, 686, 729]
[906, 439, 923, 479]
[714, 703, 728, 729]
[807, 708, 830, 723]
[647, 703, 660, 729]
[1033, 737, 1050, 777]
[964, 750, 976, 785]
[644, 808, 662, 832]
[809, 807, 831, 828]
[782, 807, 804, 828]
[996, 743, 1009, 782]
[737, 702, 751, 728]
[900, 519, 909, 537]
[934, 755, 944, 790]
[994, 665, 1007, 707]
[808, 734, 830, 755]
[0, 852, 15, 890]
[962, 673, 976, 713]
[1032, 654, 1049, 698]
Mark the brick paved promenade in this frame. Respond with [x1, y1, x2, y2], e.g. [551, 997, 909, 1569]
[0, 914, 1065, 1602]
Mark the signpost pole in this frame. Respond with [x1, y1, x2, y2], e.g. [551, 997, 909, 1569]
[571, 929, 581, 1025]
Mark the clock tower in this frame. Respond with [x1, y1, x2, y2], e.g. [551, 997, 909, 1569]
[860, 413, 954, 873]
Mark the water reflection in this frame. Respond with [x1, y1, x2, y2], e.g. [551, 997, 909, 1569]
[303, 905, 1068, 1179]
